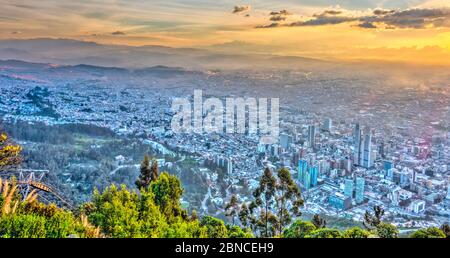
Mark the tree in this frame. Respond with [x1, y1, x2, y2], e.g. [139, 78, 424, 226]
[410, 227, 446, 238]
[275, 168, 303, 234]
[224, 194, 239, 225]
[251, 167, 277, 237]
[0, 132, 22, 171]
[306, 228, 343, 238]
[440, 223, 450, 238]
[375, 222, 398, 238]
[200, 216, 228, 238]
[363, 205, 385, 230]
[283, 220, 316, 238]
[238, 203, 250, 228]
[150, 159, 158, 182]
[250, 167, 303, 237]
[343, 227, 371, 238]
[135, 155, 152, 190]
[226, 225, 253, 238]
[150, 172, 185, 222]
[311, 214, 327, 229]
[87, 184, 167, 238]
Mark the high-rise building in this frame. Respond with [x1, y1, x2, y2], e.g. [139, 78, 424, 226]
[344, 179, 354, 199]
[298, 159, 308, 183]
[280, 133, 292, 150]
[308, 125, 316, 148]
[355, 177, 365, 204]
[359, 128, 373, 168]
[226, 157, 233, 175]
[323, 118, 332, 132]
[303, 169, 311, 190]
[353, 123, 362, 166]
[383, 160, 393, 171]
[309, 165, 318, 187]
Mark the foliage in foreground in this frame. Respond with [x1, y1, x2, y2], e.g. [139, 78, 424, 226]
[0, 133, 447, 238]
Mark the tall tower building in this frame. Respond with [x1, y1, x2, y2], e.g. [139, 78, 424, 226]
[323, 118, 332, 132]
[359, 128, 373, 168]
[353, 123, 362, 166]
[298, 159, 308, 183]
[303, 169, 311, 190]
[355, 177, 365, 204]
[344, 179, 354, 199]
[309, 165, 318, 187]
[308, 125, 316, 149]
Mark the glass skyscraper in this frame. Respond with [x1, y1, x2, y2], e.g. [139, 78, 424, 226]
[355, 177, 365, 204]
[344, 178, 354, 199]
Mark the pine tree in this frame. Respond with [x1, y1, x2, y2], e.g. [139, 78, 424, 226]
[238, 203, 250, 228]
[312, 214, 327, 229]
[135, 155, 151, 190]
[151, 159, 158, 182]
[363, 205, 385, 230]
[225, 194, 239, 225]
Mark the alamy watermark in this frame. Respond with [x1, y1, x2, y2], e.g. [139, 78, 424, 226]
[171, 90, 279, 144]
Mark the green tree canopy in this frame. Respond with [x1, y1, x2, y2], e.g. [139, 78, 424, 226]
[410, 227, 446, 238]
[200, 215, 228, 238]
[343, 227, 371, 238]
[283, 220, 316, 238]
[375, 223, 399, 238]
[306, 228, 343, 238]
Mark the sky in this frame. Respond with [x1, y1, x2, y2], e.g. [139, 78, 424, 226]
[1, 0, 450, 64]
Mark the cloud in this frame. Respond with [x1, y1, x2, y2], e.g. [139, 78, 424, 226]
[315, 10, 343, 17]
[268, 9, 292, 22]
[357, 21, 378, 28]
[255, 23, 280, 28]
[11, 31, 22, 34]
[289, 16, 357, 27]
[373, 9, 395, 16]
[270, 10, 292, 16]
[111, 31, 126, 35]
[257, 7, 450, 29]
[270, 15, 287, 21]
[233, 5, 250, 14]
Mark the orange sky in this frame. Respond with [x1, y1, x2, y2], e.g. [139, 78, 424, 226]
[0, 0, 450, 65]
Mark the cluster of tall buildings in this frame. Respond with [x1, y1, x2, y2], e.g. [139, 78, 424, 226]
[344, 177, 365, 204]
[353, 123, 376, 168]
[298, 159, 319, 190]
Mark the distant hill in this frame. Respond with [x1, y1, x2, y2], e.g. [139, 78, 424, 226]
[0, 38, 327, 70]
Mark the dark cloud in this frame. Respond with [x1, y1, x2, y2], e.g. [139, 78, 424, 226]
[233, 5, 250, 14]
[314, 10, 343, 17]
[268, 9, 292, 22]
[270, 10, 292, 16]
[373, 9, 395, 16]
[289, 16, 357, 26]
[270, 15, 287, 22]
[257, 7, 450, 29]
[11, 31, 22, 34]
[357, 21, 377, 28]
[255, 23, 279, 29]
[111, 31, 126, 35]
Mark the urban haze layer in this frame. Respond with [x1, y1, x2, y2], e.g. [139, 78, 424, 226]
[0, 38, 449, 233]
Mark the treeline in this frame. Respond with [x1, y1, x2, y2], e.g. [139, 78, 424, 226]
[0, 164, 447, 238]
[4, 121, 115, 145]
